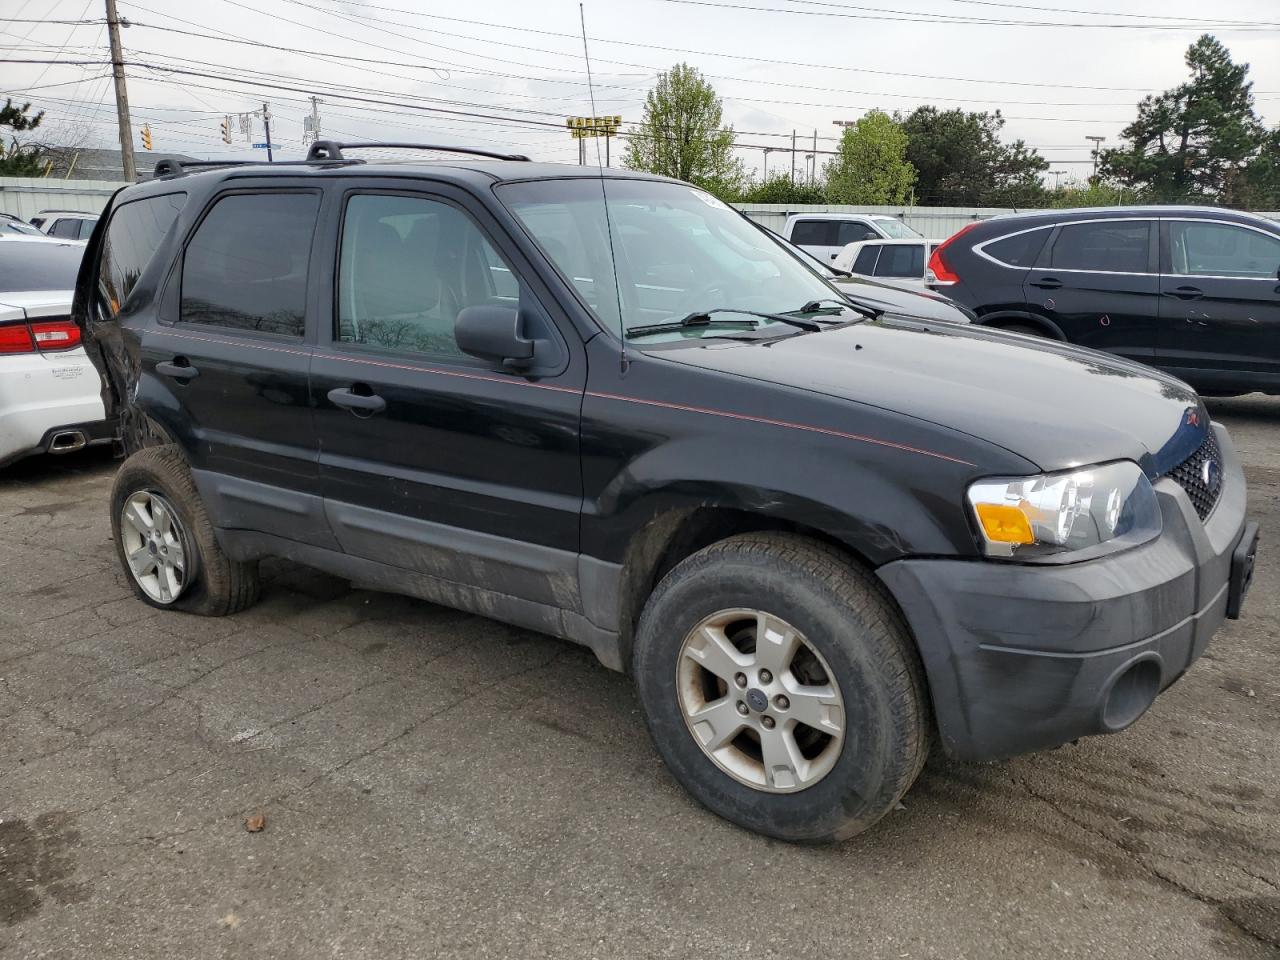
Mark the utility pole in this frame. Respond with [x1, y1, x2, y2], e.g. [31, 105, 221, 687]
[104, 0, 135, 181]
[762, 146, 776, 179]
[303, 96, 322, 146]
[1087, 135, 1106, 182]
[791, 129, 796, 183]
[1050, 169, 1065, 190]
[262, 102, 273, 162]
[811, 129, 817, 185]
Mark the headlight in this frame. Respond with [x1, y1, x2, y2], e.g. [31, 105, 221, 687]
[967, 460, 1161, 560]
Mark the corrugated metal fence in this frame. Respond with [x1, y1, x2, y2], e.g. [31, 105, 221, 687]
[0, 176, 124, 220]
[736, 203, 1280, 240]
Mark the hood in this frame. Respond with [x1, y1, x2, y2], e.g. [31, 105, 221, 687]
[655, 319, 1202, 476]
[831, 277, 972, 324]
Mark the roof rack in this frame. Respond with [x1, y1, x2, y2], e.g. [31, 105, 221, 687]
[306, 140, 531, 163]
[152, 158, 256, 178]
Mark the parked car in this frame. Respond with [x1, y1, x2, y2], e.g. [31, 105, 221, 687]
[0, 212, 44, 236]
[0, 235, 111, 467]
[781, 211, 921, 263]
[928, 206, 1280, 395]
[769, 227, 974, 324]
[77, 145, 1257, 843]
[833, 238, 940, 291]
[33, 210, 99, 241]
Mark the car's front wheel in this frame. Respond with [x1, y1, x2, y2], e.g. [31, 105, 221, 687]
[110, 445, 260, 616]
[632, 533, 930, 842]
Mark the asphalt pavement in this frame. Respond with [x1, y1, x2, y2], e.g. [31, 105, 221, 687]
[1, 397, 1278, 960]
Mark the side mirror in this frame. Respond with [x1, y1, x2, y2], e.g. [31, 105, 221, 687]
[455, 305, 537, 371]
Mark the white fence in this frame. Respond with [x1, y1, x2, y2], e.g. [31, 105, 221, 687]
[0, 176, 126, 220]
[736, 202, 1280, 241]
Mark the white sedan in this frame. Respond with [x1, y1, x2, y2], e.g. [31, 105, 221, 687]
[0, 236, 111, 468]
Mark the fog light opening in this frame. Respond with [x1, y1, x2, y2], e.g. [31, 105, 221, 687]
[1102, 658, 1162, 732]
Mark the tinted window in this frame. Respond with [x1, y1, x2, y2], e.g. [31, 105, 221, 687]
[852, 245, 880, 274]
[50, 218, 80, 239]
[99, 193, 185, 317]
[984, 228, 1051, 267]
[875, 244, 925, 278]
[837, 221, 880, 245]
[77, 218, 97, 240]
[181, 192, 319, 337]
[338, 194, 520, 359]
[0, 241, 83, 292]
[790, 220, 837, 246]
[1048, 221, 1150, 273]
[1169, 221, 1280, 279]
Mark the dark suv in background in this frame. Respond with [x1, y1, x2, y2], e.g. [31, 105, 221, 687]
[75, 146, 1256, 843]
[928, 207, 1280, 396]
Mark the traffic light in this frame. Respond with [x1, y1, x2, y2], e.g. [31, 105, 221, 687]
[140, 124, 152, 150]
[220, 116, 232, 144]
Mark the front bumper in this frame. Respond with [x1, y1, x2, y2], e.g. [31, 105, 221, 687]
[878, 422, 1253, 762]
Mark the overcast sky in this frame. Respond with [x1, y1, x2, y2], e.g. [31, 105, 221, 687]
[4, 0, 1279, 183]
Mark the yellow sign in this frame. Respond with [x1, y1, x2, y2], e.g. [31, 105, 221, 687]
[566, 115, 622, 138]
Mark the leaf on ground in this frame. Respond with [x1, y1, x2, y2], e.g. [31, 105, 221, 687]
[244, 813, 266, 833]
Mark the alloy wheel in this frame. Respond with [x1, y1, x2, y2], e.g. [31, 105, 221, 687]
[119, 491, 189, 604]
[676, 608, 845, 793]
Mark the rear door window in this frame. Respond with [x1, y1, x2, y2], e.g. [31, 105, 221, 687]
[49, 218, 80, 239]
[790, 220, 837, 246]
[1046, 221, 1151, 274]
[180, 192, 320, 337]
[98, 192, 186, 317]
[77, 219, 96, 240]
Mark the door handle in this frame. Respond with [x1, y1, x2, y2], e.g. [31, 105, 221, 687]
[327, 385, 386, 416]
[1166, 285, 1204, 301]
[155, 358, 199, 381]
[1030, 277, 1063, 290]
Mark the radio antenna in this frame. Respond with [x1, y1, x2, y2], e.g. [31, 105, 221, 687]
[580, 3, 628, 374]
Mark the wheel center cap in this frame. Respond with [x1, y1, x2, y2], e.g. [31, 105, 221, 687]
[148, 541, 158, 556]
[745, 688, 768, 713]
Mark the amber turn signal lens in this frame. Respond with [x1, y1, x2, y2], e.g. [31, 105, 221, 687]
[974, 503, 1035, 545]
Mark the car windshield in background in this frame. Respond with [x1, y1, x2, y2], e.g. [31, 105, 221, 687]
[0, 241, 83, 293]
[875, 219, 922, 239]
[498, 178, 841, 340]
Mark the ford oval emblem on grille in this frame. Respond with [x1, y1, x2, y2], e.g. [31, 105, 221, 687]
[1200, 457, 1221, 492]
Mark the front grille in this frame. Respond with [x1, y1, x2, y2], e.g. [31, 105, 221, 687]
[1166, 431, 1223, 521]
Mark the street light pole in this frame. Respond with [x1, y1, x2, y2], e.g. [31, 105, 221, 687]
[1086, 135, 1106, 181]
[1051, 169, 1065, 190]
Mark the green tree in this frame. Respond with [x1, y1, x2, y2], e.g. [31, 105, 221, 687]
[897, 106, 1048, 206]
[739, 173, 827, 204]
[624, 63, 746, 200]
[1100, 35, 1267, 205]
[0, 99, 46, 176]
[1047, 179, 1138, 209]
[823, 110, 915, 204]
[1240, 127, 1280, 208]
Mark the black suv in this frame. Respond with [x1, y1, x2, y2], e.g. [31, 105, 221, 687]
[75, 145, 1258, 842]
[927, 206, 1280, 396]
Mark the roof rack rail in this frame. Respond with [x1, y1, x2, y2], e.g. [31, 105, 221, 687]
[306, 140, 531, 163]
[152, 158, 257, 178]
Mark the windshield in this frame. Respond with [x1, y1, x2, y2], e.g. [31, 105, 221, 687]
[498, 178, 843, 340]
[874, 218, 922, 240]
[0, 241, 83, 293]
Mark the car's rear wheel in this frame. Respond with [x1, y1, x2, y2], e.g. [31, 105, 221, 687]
[997, 322, 1047, 338]
[632, 532, 930, 842]
[110, 445, 260, 616]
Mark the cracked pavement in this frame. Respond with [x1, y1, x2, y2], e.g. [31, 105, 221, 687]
[2, 397, 1279, 959]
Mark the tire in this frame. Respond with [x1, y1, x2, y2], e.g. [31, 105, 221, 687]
[110, 445, 260, 616]
[632, 532, 930, 843]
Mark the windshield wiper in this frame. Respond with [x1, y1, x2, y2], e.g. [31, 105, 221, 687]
[625, 307, 821, 339]
[798, 297, 882, 322]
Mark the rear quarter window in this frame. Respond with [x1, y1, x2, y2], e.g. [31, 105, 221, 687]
[790, 220, 837, 246]
[982, 228, 1052, 268]
[99, 193, 187, 316]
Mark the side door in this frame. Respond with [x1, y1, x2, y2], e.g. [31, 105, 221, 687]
[1157, 218, 1280, 388]
[1023, 218, 1159, 360]
[309, 183, 586, 610]
[788, 218, 840, 262]
[137, 186, 331, 545]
